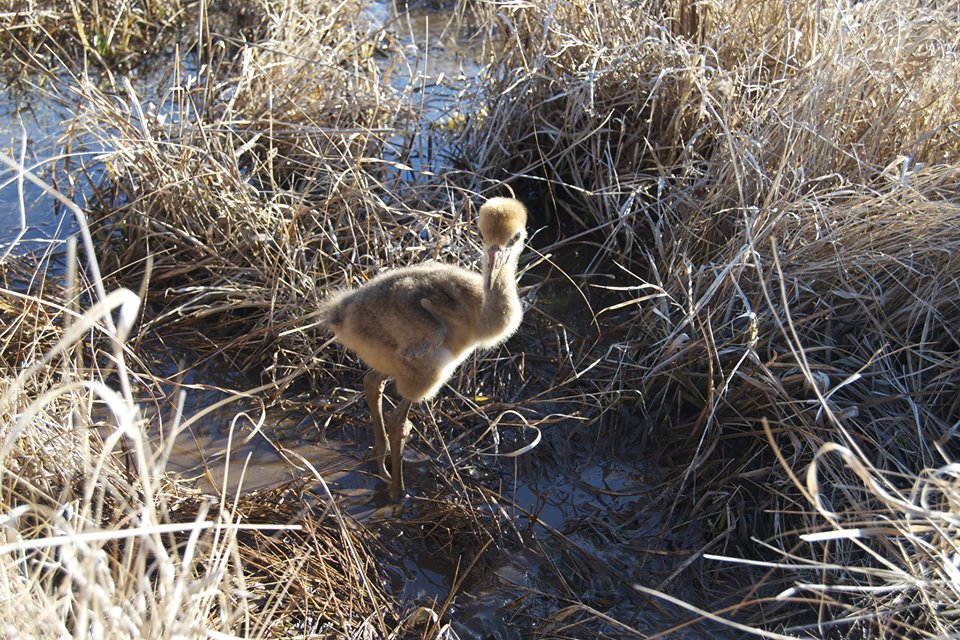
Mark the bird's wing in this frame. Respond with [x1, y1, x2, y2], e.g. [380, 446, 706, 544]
[399, 298, 449, 361]
[421, 294, 470, 323]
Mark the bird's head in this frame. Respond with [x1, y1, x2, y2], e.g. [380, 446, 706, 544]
[478, 197, 527, 292]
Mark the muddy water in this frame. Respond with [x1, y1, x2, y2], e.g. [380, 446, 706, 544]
[0, 5, 735, 637]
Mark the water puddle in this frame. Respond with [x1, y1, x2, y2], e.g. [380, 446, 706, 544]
[0, 81, 79, 254]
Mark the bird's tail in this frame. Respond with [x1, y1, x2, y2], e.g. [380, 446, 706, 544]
[316, 290, 347, 329]
[276, 291, 344, 340]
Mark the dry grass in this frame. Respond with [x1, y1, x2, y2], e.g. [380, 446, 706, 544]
[1, 254, 64, 374]
[0, 190, 403, 638]
[61, 0, 442, 387]
[0, 2, 412, 634]
[456, 0, 960, 636]
[0, 0, 266, 71]
[2, 0, 960, 637]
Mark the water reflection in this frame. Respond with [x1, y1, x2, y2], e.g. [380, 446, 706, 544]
[0, 81, 78, 252]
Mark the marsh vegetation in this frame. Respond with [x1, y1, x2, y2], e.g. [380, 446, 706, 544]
[1, 0, 958, 637]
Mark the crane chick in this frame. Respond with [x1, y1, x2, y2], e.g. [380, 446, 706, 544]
[319, 197, 528, 499]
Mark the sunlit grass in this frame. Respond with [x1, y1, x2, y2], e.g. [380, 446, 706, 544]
[1, 0, 958, 637]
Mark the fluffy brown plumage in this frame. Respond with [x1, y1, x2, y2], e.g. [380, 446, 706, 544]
[320, 197, 528, 499]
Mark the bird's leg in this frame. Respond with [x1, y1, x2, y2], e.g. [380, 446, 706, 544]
[363, 369, 389, 479]
[385, 397, 413, 500]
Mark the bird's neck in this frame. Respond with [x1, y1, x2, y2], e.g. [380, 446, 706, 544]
[478, 252, 522, 341]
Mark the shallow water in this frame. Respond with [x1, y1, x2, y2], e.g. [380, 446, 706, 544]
[0, 82, 78, 254]
[163, 382, 728, 637]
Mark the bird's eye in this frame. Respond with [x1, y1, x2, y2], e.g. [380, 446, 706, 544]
[512, 231, 522, 242]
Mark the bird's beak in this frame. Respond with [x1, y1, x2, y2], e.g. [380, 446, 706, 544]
[485, 245, 506, 292]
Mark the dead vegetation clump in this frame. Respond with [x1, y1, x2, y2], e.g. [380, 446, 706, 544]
[456, 0, 960, 635]
[63, 0, 428, 384]
[0, 0, 267, 72]
[0, 234, 403, 637]
[0, 254, 64, 374]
